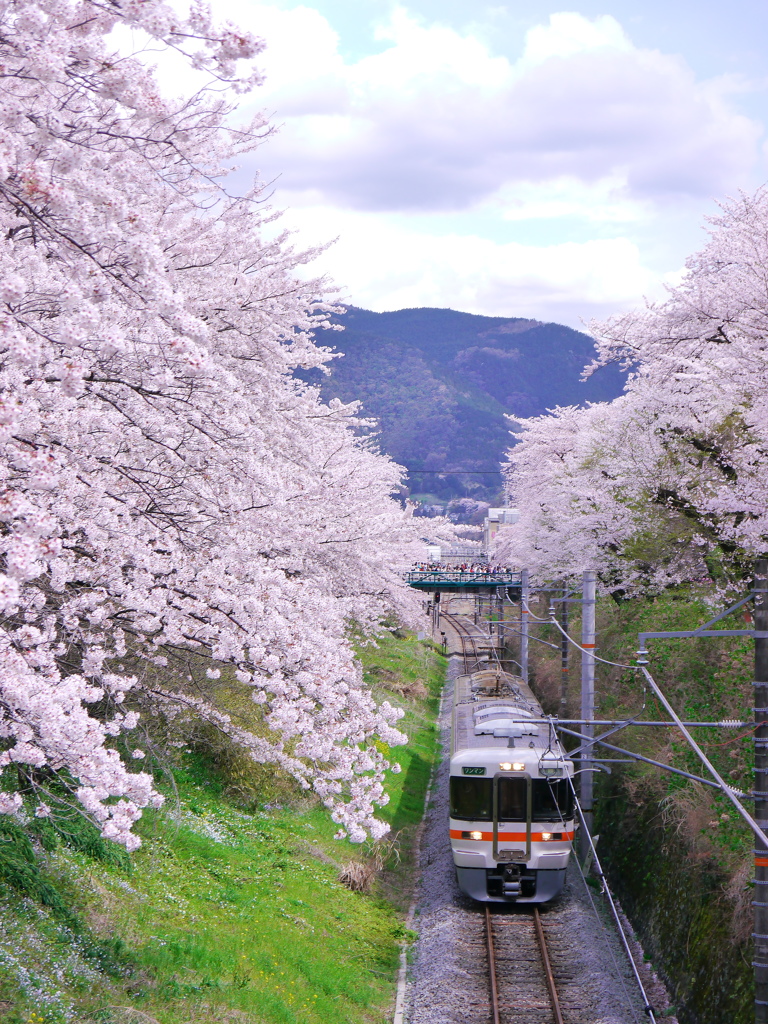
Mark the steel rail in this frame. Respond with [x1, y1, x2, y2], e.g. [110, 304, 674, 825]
[486, 905, 564, 1024]
[485, 906, 501, 1024]
[442, 611, 482, 673]
[440, 611, 464, 669]
[533, 908, 565, 1024]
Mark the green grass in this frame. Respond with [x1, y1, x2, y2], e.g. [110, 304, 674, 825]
[358, 633, 443, 816]
[0, 631, 447, 1024]
[590, 592, 755, 859]
[524, 586, 757, 865]
[522, 590, 758, 1022]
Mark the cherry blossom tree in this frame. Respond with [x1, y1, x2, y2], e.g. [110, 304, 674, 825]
[497, 398, 709, 591]
[0, 0, 422, 847]
[498, 188, 768, 593]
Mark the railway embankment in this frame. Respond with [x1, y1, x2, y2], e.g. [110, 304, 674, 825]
[596, 781, 751, 1024]
[0, 629, 445, 1024]
[523, 588, 756, 1024]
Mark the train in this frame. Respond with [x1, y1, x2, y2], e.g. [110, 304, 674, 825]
[450, 667, 575, 903]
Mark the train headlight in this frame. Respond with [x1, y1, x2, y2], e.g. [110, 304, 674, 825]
[499, 762, 512, 771]
[512, 762, 525, 772]
[541, 832, 553, 841]
[461, 830, 483, 841]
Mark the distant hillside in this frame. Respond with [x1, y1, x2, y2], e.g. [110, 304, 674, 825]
[301, 306, 626, 504]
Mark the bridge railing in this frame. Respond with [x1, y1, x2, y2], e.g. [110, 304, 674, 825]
[404, 571, 522, 586]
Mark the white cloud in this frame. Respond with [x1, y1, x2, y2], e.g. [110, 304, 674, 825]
[519, 12, 633, 67]
[236, 5, 760, 212]
[276, 205, 669, 327]
[117, 4, 761, 322]
[496, 176, 649, 223]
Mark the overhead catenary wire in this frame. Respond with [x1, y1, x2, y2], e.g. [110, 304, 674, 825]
[499, 579, 768, 1018]
[639, 665, 768, 847]
[510, 593, 758, 791]
[547, 614, 641, 671]
[512, 595, 642, 669]
[496, 623, 561, 650]
[527, 595, 759, 780]
[555, 723, 750, 794]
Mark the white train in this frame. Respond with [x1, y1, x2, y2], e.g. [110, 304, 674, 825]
[450, 668, 575, 903]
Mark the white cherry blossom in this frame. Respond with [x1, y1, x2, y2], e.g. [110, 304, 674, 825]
[499, 188, 768, 592]
[0, 0, 424, 846]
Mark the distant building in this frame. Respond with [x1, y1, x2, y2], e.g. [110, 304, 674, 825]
[440, 544, 484, 566]
[483, 507, 519, 551]
[424, 543, 484, 566]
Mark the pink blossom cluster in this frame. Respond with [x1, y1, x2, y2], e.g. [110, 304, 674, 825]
[497, 189, 768, 591]
[0, 0, 424, 846]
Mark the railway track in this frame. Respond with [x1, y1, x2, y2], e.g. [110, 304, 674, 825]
[443, 606, 566, 1022]
[440, 610, 482, 672]
[485, 907, 564, 1024]
[408, 626, 659, 1024]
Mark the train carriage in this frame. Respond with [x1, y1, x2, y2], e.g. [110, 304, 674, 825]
[450, 668, 575, 903]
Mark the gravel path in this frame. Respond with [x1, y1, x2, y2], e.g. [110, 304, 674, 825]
[404, 654, 663, 1024]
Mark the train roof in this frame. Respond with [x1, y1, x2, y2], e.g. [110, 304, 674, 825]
[452, 668, 548, 757]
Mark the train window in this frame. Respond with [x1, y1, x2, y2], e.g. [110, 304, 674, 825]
[497, 778, 527, 821]
[449, 777, 492, 820]
[533, 779, 573, 822]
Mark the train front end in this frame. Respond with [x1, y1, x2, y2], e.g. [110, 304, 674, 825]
[450, 671, 574, 903]
[449, 750, 574, 902]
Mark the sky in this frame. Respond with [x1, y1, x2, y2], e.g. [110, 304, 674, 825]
[168, 1, 768, 328]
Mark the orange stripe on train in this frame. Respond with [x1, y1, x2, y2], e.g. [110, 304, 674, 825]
[450, 829, 575, 841]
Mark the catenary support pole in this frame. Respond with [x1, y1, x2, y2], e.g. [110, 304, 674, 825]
[561, 581, 569, 709]
[755, 558, 768, 1024]
[580, 570, 596, 858]
[520, 569, 530, 685]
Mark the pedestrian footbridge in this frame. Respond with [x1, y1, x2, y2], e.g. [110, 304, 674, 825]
[405, 570, 522, 592]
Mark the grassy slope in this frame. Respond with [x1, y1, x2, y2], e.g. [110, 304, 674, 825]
[594, 592, 753, 865]
[0, 633, 446, 1024]
[526, 588, 754, 862]
[524, 589, 755, 1023]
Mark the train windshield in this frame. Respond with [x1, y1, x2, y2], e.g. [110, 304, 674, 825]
[450, 776, 574, 822]
[497, 778, 527, 820]
[450, 777, 492, 820]
[533, 779, 573, 822]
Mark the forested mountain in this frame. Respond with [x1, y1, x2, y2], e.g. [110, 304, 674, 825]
[304, 307, 627, 504]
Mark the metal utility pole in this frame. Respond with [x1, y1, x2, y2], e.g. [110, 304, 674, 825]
[561, 581, 569, 709]
[520, 568, 530, 684]
[580, 570, 596, 857]
[755, 558, 768, 1024]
